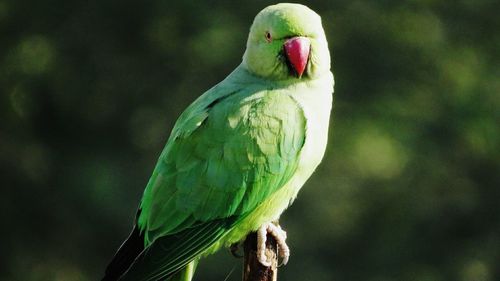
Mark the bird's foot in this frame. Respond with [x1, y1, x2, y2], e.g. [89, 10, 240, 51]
[256, 222, 290, 267]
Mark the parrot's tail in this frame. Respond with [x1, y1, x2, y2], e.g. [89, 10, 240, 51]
[167, 259, 199, 281]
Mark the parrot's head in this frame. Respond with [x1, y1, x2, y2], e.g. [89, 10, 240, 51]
[243, 3, 331, 81]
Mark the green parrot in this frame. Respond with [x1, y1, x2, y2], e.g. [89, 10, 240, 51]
[102, 3, 333, 281]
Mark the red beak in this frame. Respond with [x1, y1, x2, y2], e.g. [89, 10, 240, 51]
[284, 36, 311, 78]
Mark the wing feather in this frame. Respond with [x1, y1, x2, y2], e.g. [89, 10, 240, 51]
[121, 70, 306, 280]
[120, 218, 237, 281]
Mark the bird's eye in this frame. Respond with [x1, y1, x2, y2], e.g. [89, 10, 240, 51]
[265, 31, 272, 43]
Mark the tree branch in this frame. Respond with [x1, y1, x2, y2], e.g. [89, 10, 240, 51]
[243, 232, 278, 281]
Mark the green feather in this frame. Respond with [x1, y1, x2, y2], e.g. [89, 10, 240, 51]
[121, 218, 237, 281]
[138, 72, 307, 242]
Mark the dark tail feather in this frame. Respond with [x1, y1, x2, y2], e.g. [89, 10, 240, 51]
[102, 224, 145, 281]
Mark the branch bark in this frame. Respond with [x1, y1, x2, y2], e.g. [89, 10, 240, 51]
[243, 232, 278, 281]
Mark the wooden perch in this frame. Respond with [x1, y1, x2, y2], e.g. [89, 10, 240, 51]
[243, 232, 278, 281]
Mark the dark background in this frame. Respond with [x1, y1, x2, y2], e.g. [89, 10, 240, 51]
[1, 0, 498, 280]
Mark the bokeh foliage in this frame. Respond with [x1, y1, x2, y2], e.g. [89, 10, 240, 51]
[0, 0, 498, 280]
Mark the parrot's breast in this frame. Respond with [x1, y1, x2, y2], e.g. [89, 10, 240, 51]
[205, 72, 334, 254]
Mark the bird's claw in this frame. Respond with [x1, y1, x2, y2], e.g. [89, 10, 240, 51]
[256, 222, 290, 267]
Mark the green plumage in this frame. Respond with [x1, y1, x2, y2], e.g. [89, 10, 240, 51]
[103, 3, 333, 281]
[139, 70, 306, 242]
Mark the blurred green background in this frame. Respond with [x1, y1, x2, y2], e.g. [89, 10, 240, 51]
[1, 0, 499, 280]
